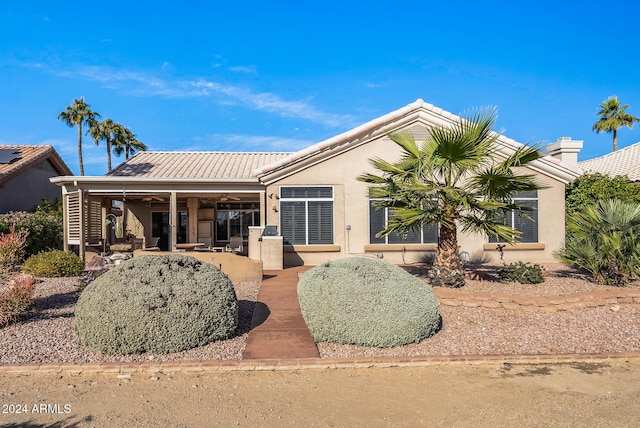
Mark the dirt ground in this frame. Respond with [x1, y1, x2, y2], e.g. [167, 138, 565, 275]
[2, 360, 640, 427]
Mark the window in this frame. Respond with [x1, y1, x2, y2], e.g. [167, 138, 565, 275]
[280, 187, 333, 245]
[489, 191, 538, 243]
[369, 200, 438, 244]
[216, 202, 260, 241]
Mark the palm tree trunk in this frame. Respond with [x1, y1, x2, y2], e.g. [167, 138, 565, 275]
[430, 210, 465, 288]
[613, 129, 618, 152]
[77, 123, 84, 176]
[106, 136, 112, 172]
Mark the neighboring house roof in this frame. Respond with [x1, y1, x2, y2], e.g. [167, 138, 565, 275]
[578, 142, 640, 181]
[107, 152, 292, 180]
[0, 145, 72, 185]
[254, 99, 583, 184]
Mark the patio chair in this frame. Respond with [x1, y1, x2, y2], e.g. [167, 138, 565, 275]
[145, 236, 161, 251]
[225, 236, 243, 253]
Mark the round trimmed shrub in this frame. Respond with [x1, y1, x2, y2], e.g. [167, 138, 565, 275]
[23, 250, 84, 277]
[298, 257, 440, 348]
[75, 254, 238, 355]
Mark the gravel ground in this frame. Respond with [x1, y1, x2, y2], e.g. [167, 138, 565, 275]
[0, 274, 260, 365]
[1, 263, 639, 364]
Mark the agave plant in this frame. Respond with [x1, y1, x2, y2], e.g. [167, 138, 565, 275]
[556, 199, 640, 286]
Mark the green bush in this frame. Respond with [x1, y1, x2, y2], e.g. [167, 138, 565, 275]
[75, 254, 238, 355]
[23, 250, 84, 277]
[297, 257, 440, 348]
[498, 261, 544, 284]
[556, 199, 640, 286]
[0, 211, 63, 258]
[566, 173, 640, 216]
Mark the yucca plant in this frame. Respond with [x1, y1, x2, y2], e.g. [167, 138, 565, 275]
[556, 199, 640, 286]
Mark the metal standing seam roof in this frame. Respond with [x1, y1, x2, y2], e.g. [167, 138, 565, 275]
[0, 145, 72, 185]
[106, 151, 293, 180]
[579, 142, 640, 181]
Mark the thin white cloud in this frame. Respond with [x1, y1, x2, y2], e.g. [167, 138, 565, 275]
[230, 65, 257, 74]
[47, 64, 356, 129]
[185, 133, 315, 152]
[193, 80, 355, 128]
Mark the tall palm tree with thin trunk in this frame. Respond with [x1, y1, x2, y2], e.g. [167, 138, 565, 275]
[58, 98, 100, 176]
[592, 95, 640, 152]
[88, 118, 119, 172]
[112, 125, 147, 160]
[358, 109, 544, 288]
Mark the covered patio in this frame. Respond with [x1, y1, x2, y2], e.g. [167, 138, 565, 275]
[50, 152, 289, 266]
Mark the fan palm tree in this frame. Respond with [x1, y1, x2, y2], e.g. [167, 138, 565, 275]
[112, 125, 147, 160]
[556, 199, 640, 286]
[88, 118, 119, 172]
[57, 98, 100, 175]
[592, 95, 640, 152]
[358, 109, 544, 288]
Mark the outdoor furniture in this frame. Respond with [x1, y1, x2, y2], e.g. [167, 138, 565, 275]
[145, 236, 161, 250]
[225, 236, 244, 253]
[174, 243, 206, 251]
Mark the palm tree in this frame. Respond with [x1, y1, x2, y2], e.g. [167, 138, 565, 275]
[556, 199, 640, 286]
[112, 125, 147, 160]
[88, 118, 119, 172]
[358, 109, 543, 288]
[592, 95, 640, 152]
[58, 98, 100, 176]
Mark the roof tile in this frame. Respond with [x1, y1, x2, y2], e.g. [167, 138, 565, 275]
[579, 142, 640, 181]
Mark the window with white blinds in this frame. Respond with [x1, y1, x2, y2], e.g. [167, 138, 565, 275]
[280, 187, 333, 245]
[369, 200, 438, 244]
[489, 191, 538, 243]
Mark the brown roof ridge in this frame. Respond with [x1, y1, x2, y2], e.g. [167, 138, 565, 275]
[0, 144, 72, 184]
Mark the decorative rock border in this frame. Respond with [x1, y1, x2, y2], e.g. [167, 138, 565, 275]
[433, 288, 640, 312]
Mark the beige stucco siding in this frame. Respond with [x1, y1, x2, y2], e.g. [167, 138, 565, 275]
[267, 129, 568, 266]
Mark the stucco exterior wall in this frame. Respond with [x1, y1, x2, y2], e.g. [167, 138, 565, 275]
[265, 127, 568, 267]
[0, 160, 63, 213]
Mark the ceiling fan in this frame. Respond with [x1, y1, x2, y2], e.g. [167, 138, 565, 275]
[201, 194, 241, 204]
[142, 196, 165, 202]
[218, 194, 240, 201]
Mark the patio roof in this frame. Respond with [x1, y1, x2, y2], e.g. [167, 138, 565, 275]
[107, 151, 292, 180]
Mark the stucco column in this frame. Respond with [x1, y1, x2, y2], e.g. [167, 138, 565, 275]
[170, 191, 177, 250]
[187, 197, 199, 243]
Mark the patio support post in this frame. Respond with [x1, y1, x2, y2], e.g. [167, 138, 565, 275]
[187, 197, 199, 243]
[78, 189, 85, 261]
[170, 191, 178, 251]
[62, 189, 69, 252]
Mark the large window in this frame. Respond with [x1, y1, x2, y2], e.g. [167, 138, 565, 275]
[369, 200, 438, 244]
[489, 191, 538, 243]
[216, 202, 260, 241]
[280, 187, 333, 245]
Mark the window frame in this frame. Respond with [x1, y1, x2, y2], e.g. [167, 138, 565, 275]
[280, 186, 334, 245]
[368, 199, 439, 245]
[488, 191, 539, 243]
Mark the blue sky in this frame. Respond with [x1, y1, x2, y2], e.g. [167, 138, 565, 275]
[2, 1, 640, 176]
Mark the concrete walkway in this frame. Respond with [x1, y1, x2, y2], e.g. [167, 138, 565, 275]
[242, 266, 319, 360]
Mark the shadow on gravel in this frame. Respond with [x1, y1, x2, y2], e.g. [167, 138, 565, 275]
[33, 290, 79, 312]
[2, 416, 93, 427]
[235, 300, 268, 336]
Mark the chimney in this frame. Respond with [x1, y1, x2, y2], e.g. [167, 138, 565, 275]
[546, 137, 583, 166]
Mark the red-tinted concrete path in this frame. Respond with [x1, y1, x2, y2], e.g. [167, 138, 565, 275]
[242, 266, 319, 360]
